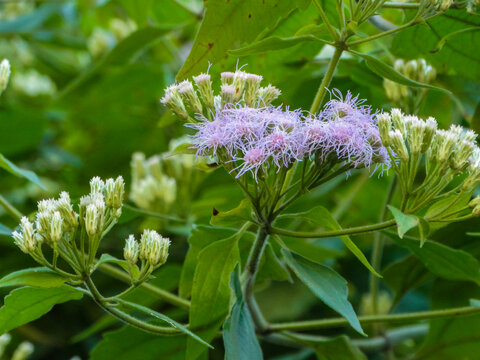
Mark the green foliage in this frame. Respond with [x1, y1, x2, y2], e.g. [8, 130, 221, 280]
[0, 154, 44, 189]
[0, 285, 83, 334]
[0, 267, 68, 288]
[222, 268, 263, 360]
[282, 249, 365, 335]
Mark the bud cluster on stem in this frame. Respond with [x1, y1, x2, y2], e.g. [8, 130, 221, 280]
[378, 109, 480, 217]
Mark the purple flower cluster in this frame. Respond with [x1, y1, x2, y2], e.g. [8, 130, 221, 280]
[189, 91, 389, 179]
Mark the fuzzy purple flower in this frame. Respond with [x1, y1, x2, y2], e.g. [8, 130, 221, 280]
[187, 91, 389, 180]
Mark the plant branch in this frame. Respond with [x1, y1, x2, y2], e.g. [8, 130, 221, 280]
[98, 263, 191, 309]
[270, 219, 396, 239]
[309, 46, 344, 113]
[0, 194, 22, 221]
[268, 306, 480, 332]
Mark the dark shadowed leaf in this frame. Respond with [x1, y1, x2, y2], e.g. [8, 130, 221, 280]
[0, 154, 45, 189]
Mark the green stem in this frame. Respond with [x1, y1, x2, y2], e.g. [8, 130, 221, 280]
[369, 176, 397, 320]
[84, 276, 180, 335]
[309, 46, 344, 114]
[268, 306, 480, 332]
[244, 227, 270, 332]
[0, 194, 22, 221]
[98, 263, 190, 309]
[270, 219, 396, 239]
[313, 0, 339, 41]
[347, 19, 418, 46]
[383, 1, 420, 9]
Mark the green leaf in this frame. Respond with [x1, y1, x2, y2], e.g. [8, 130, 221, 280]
[472, 102, 480, 135]
[386, 233, 480, 285]
[351, 50, 450, 93]
[222, 267, 263, 360]
[0, 3, 61, 33]
[90, 326, 186, 360]
[431, 27, 480, 53]
[257, 243, 292, 283]
[0, 223, 12, 236]
[383, 255, 431, 306]
[0, 285, 83, 334]
[282, 249, 365, 336]
[0, 154, 45, 189]
[387, 205, 419, 239]
[210, 199, 252, 228]
[186, 234, 241, 359]
[279, 206, 380, 277]
[116, 299, 211, 348]
[95, 254, 140, 278]
[58, 27, 173, 98]
[424, 192, 472, 220]
[0, 268, 68, 288]
[177, 0, 310, 79]
[179, 226, 251, 299]
[391, 11, 480, 81]
[229, 35, 323, 56]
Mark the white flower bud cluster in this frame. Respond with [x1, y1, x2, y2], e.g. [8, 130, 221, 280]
[467, 0, 480, 13]
[430, 0, 453, 11]
[378, 109, 437, 164]
[109, 18, 137, 41]
[0, 58, 11, 95]
[161, 69, 281, 121]
[12, 69, 56, 97]
[384, 59, 436, 103]
[12, 176, 124, 262]
[87, 27, 114, 58]
[130, 152, 178, 212]
[138, 230, 170, 267]
[378, 109, 480, 213]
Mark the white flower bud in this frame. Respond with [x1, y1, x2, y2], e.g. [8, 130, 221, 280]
[451, 140, 475, 171]
[12, 341, 34, 360]
[0, 333, 11, 358]
[389, 130, 409, 162]
[148, 156, 163, 181]
[0, 59, 11, 95]
[109, 18, 137, 41]
[50, 211, 63, 243]
[404, 60, 418, 79]
[13, 217, 37, 254]
[124, 234, 139, 265]
[193, 73, 214, 109]
[384, 79, 402, 102]
[244, 73, 263, 107]
[421, 117, 437, 152]
[131, 152, 147, 183]
[104, 176, 124, 210]
[390, 108, 405, 135]
[139, 230, 170, 267]
[257, 84, 281, 106]
[232, 71, 248, 102]
[87, 27, 112, 57]
[377, 113, 392, 147]
[220, 84, 235, 107]
[56, 191, 78, 230]
[221, 71, 235, 84]
[90, 176, 105, 194]
[469, 195, 480, 208]
[405, 116, 425, 155]
[161, 84, 189, 121]
[393, 59, 405, 73]
[178, 80, 203, 114]
[436, 129, 457, 164]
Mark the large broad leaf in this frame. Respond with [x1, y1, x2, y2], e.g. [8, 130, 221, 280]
[58, 27, 173, 97]
[415, 279, 480, 359]
[179, 225, 252, 298]
[386, 233, 480, 285]
[351, 51, 449, 93]
[282, 249, 365, 336]
[229, 35, 324, 56]
[90, 326, 186, 360]
[0, 285, 83, 334]
[391, 11, 480, 81]
[176, 0, 310, 79]
[278, 206, 380, 277]
[210, 199, 253, 228]
[383, 255, 431, 306]
[222, 268, 263, 360]
[186, 234, 241, 359]
[0, 268, 68, 289]
[0, 154, 45, 189]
